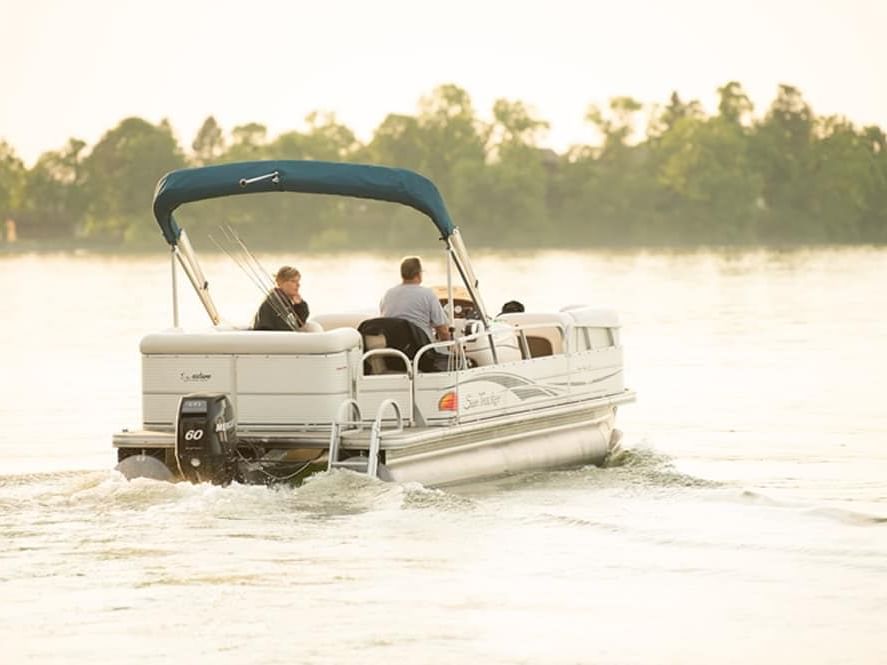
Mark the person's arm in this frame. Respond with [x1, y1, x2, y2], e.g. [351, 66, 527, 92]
[294, 299, 309, 326]
[429, 291, 451, 340]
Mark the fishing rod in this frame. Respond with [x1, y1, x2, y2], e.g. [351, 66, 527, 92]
[219, 225, 274, 294]
[221, 224, 305, 329]
[209, 231, 266, 294]
[209, 226, 300, 331]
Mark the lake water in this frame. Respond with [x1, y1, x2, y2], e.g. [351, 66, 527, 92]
[1, 247, 885, 664]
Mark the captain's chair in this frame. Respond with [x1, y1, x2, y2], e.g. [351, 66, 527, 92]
[357, 318, 451, 374]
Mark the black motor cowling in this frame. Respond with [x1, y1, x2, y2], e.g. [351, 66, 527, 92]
[175, 393, 238, 484]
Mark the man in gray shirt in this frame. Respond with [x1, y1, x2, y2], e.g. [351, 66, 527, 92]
[380, 256, 451, 342]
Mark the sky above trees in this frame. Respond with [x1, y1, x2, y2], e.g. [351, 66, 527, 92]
[2, 0, 887, 166]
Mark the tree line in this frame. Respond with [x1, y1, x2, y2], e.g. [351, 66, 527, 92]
[1, 82, 885, 250]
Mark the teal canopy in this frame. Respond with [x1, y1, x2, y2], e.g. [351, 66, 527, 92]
[152, 160, 456, 246]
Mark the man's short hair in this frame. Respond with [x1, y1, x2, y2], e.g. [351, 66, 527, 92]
[400, 256, 422, 280]
[275, 265, 301, 284]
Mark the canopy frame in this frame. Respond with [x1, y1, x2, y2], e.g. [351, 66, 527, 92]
[153, 160, 490, 330]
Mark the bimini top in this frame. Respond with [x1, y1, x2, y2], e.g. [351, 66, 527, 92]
[152, 160, 456, 246]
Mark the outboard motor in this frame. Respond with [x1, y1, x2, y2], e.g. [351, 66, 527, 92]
[175, 394, 238, 484]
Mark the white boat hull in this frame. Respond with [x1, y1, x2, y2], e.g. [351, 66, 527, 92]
[114, 396, 631, 487]
[382, 406, 618, 487]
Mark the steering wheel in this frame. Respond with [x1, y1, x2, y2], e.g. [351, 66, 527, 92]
[441, 298, 479, 320]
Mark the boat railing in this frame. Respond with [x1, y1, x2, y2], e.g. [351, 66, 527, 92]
[462, 320, 570, 361]
[368, 399, 404, 478]
[327, 399, 363, 471]
[412, 339, 470, 374]
[412, 320, 573, 371]
[327, 397, 404, 478]
[361, 348, 414, 377]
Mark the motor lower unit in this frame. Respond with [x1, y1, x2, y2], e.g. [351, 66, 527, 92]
[175, 393, 238, 484]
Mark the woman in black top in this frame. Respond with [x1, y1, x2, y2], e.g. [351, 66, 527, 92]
[252, 265, 310, 331]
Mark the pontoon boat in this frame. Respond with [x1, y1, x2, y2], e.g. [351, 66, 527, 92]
[113, 160, 635, 487]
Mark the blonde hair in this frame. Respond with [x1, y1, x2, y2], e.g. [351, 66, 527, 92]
[275, 266, 301, 284]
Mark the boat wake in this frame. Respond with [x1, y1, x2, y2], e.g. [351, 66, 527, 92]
[458, 445, 722, 495]
[738, 489, 887, 526]
[0, 468, 478, 521]
[285, 469, 478, 516]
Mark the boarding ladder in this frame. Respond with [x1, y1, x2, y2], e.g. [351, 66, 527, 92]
[327, 398, 405, 478]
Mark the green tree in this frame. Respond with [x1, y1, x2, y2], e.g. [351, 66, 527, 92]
[5, 79, 885, 250]
[474, 143, 549, 244]
[191, 116, 225, 165]
[656, 115, 762, 241]
[366, 113, 424, 171]
[0, 141, 26, 225]
[486, 99, 549, 151]
[81, 117, 185, 241]
[303, 111, 360, 160]
[21, 138, 88, 235]
[648, 91, 704, 139]
[415, 84, 486, 208]
[270, 112, 360, 161]
[360, 113, 431, 247]
[808, 116, 880, 241]
[225, 123, 268, 161]
[471, 99, 551, 244]
[857, 125, 887, 241]
[585, 96, 643, 155]
[572, 97, 660, 243]
[717, 81, 754, 126]
[749, 84, 815, 240]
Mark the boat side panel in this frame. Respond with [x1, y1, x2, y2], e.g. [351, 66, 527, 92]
[143, 394, 188, 428]
[356, 374, 412, 424]
[236, 355, 350, 394]
[237, 394, 350, 426]
[143, 355, 235, 393]
[142, 355, 235, 426]
[415, 355, 571, 424]
[142, 351, 353, 428]
[237, 350, 353, 426]
[567, 347, 625, 397]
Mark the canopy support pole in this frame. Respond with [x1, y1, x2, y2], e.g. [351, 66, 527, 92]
[171, 246, 179, 328]
[445, 244, 454, 330]
[175, 229, 222, 326]
[447, 229, 497, 363]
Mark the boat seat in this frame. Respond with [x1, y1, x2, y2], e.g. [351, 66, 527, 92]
[310, 312, 373, 331]
[357, 317, 450, 374]
[497, 312, 571, 357]
[140, 327, 361, 355]
[527, 336, 554, 358]
[213, 320, 323, 333]
[362, 331, 391, 374]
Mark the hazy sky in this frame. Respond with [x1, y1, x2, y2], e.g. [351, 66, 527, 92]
[2, 0, 885, 165]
